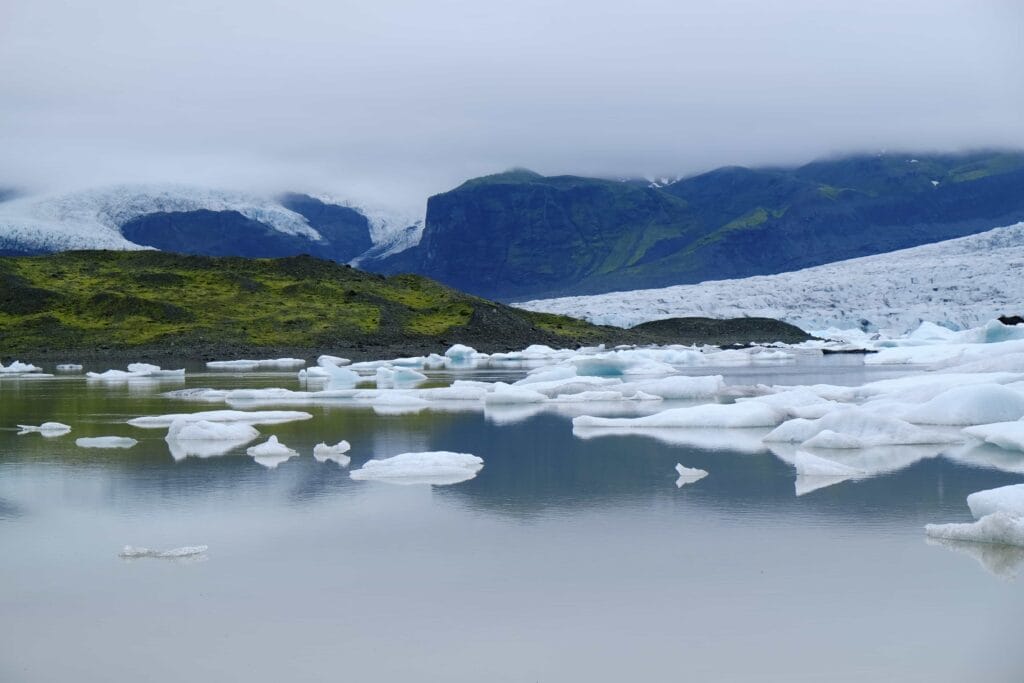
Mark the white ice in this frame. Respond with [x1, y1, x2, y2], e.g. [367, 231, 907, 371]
[206, 358, 306, 371]
[350, 451, 483, 485]
[246, 435, 299, 468]
[900, 384, 1024, 426]
[963, 421, 1024, 453]
[87, 363, 184, 380]
[313, 441, 352, 466]
[674, 463, 709, 487]
[925, 512, 1024, 548]
[76, 436, 138, 449]
[16, 421, 71, 436]
[483, 382, 547, 405]
[763, 407, 960, 448]
[0, 360, 42, 374]
[128, 410, 312, 429]
[55, 364, 83, 372]
[119, 544, 209, 558]
[966, 484, 1024, 519]
[573, 402, 784, 429]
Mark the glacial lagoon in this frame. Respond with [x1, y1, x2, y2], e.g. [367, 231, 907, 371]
[1, 353, 1023, 682]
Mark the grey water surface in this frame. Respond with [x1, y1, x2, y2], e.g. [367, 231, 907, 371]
[1, 357, 1022, 682]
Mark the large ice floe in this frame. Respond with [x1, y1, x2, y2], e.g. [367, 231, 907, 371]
[128, 410, 312, 429]
[87, 363, 185, 381]
[207, 358, 306, 371]
[76, 436, 138, 449]
[0, 361, 43, 374]
[119, 544, 208, 559]
[350, 451, 483, 485]
[165, 419, 261, 461]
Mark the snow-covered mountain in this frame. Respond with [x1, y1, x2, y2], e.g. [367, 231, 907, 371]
[0, 184, 423, 260]
[515, 222, 1024, 334]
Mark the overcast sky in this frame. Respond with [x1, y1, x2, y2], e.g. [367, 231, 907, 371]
[2, 0, 1022, 210]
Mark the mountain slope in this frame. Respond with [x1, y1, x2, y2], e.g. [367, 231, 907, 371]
[370, 151, 1024, 300]
[0, 251, 699, 355]
[516, 221, 1024, 334]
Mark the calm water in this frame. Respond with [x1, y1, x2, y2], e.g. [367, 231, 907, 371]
[1, 357, 1022, 682]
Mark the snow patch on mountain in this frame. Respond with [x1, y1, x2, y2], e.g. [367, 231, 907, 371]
[311, 193, 424, 261]
[0, 184, 324, 253]
[516, 222, 1024, 335]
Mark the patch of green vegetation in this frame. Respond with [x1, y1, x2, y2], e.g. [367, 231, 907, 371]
[721, 207, 768, 231]
[406, 303, 474, 335]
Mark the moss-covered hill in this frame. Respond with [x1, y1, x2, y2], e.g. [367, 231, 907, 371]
[0, 250, 681, 357]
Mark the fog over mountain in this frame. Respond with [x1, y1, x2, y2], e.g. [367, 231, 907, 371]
[2, 0, 1022, 208]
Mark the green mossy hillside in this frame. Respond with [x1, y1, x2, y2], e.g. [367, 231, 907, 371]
[0, 251, 654, 354]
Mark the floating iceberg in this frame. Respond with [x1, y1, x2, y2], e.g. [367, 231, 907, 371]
[16, 421, 71, 436]
[901, 384, 1024, 426]
[87, 363, 184, 380]
[966, 484, 1024, 519]
[313, 441, 351, 466]
[763, 408, 957, 448]
[925, 512, 1024, 548]
[620, 375, 725, 399]
[246, 435, 298, 468]
[76, 436, 138, 449]
[0, 360, 42, 374]
[674, 463, 708, 487]
[444, 344, 478, 367]
[206, 358, 306, 371]
[350, 451, 483, 485]
[483, 382, 547, 406]
[119, 545, 208, 558]
[317, 355, 350, 367]
[164, 419, 260, 460]
[573, 402, 783, 429]
[963, 421, 1024, 453]
[376, 365, 427, 388]
[55, 364, 83, 372]
[128, 410, 312, 429]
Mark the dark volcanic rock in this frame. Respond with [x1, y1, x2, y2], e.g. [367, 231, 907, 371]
[631, 317, 812, 345]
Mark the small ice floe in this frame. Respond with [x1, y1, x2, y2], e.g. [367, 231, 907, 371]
[370, 392, 430, 416]
[350, 451, 483, 485]
[313, 441, 351, 466]
[165, 419, 260, 461]
[963, 421, 1024, 453]
[55, 364, 84, 372]
[901, 384, 1024, 426]
[375, 365, 428, 388]
[16, 422, 72, 436]
[76, 436, 138, 449]
[572, 402, 784, 429]
[620, 375, 726, 400]
[87, 363, 184, 380]
[317, 355, 350, 367]
[966, 484, 1024, 519]
[0, 360, 42, 374]
[246, 435, 298, 468]
[674, 463, 708, 487]
[206, 358, 306, 371]
[483, 382, 547, 406]
[925, 512, 1024, 548]
[318, 361, 362, 388]
[444, 344, 478, 368]
[119, 545, 208, 559]
[128, 409, 312, 429]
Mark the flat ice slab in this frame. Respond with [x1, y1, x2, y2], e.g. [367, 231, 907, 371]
[573, 402, 783, 429]
[350, 451, 483, 485]
[925, 512, 1024, 548]
[17, 422, 71, 436]
[119, 545, 208, 558]
[128, 410, 312, 429]
[76, 436, 138, 449]
[963, 421, 1024, 453]
[966, 484, 1024, 519]
[313, 441, 352, 466]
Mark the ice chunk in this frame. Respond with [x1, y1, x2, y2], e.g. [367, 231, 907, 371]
[483, 382, 547, 405]
[925, 512, 1024, 548]
[319, 361, 362, 388]
[16, 421, 71, 436]
[76, 436, 138, 449]
[793, 450, 864, 476]
[246, 435, 298, 468]
[573, 401, 783, 429]
[55, 364, 83, 372]
[206, 358, 306, 371]
[317, 354, 351, 367]
[763, 407, 959, 447]
[513, 366, 578, 386]
[370, 392, 430, 415]
[0, 360, 42, 374]
[620, 375, 725, 399]
[128, 410, 312, 429]
[164, 419, 259, 460]
[966, 484, 1024, 519]
[350, 451, 483, 485]
[674, 463, 708, 487]
[87, 364, 184, 380]
[313, 441, 351, 466]
[902, 384, 1024, 425]
[963, 421, 1024, 453]
[375, 365, 427, 388]
[119, 545, 208, 558]
[444, 344, 478, 367]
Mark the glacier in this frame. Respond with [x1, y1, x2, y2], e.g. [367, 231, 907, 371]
[516, 222, 1024, 334]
